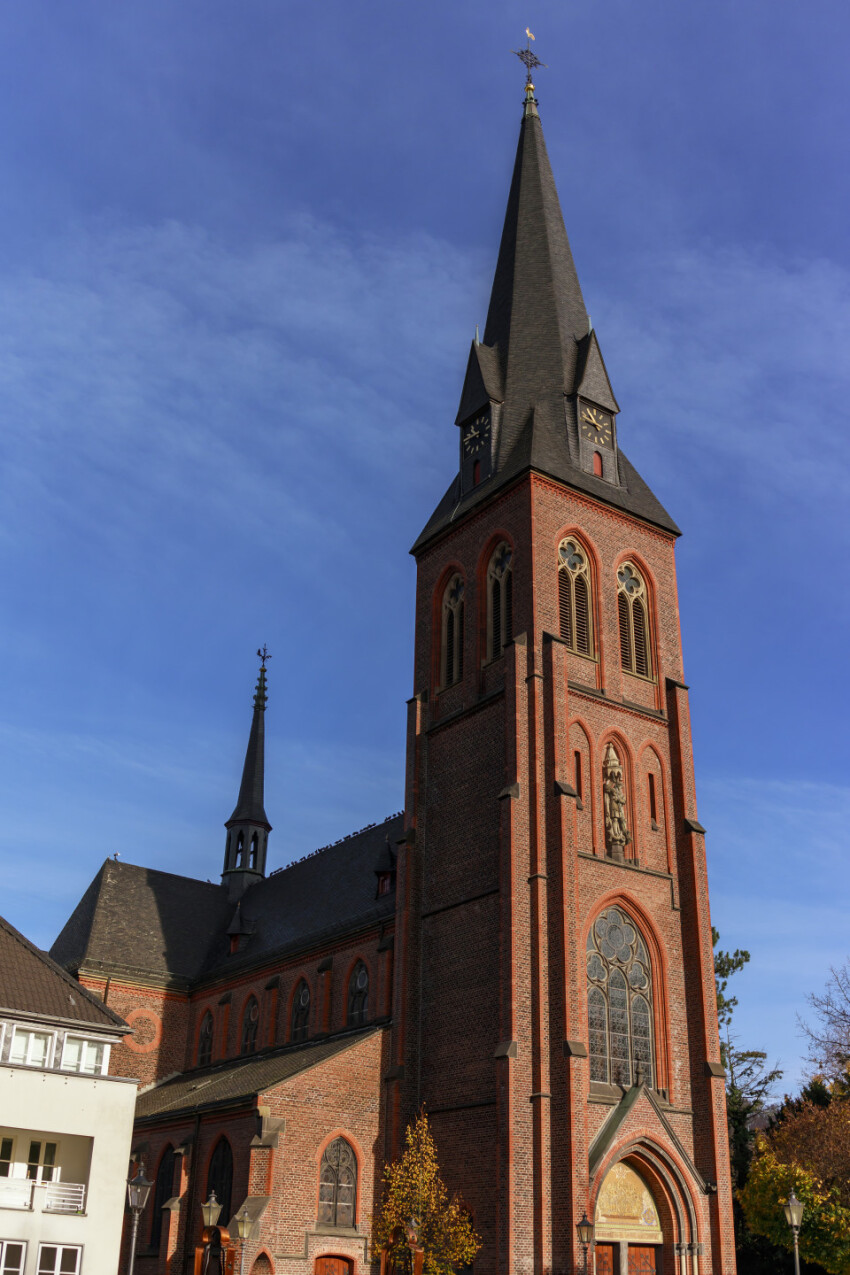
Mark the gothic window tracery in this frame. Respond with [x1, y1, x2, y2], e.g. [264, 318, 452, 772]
[441, 574, 465, 689]
[318, 1137, 357, 1228]
[241, 996, 259, 1054]
[617, 563, 651, 677]
[347, 961, 369, 1027]
[197, 1011, 214, 1067]
[587, 906, 654, 1087]
[291, 980, 310, 1043]
[558, 538, 592, 655]
[487, 542, 513, 660]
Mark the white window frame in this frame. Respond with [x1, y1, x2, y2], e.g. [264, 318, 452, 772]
[60, 1035, 110, 1076]
[25, 1140, 60, 1184]
[36, 1245, 81, 1275]
[9, 1026, 55, 1069]
[0, 1023, 6, 1061]
[0, 1240, 27, 1275]
[0, 1136, 14, 1178]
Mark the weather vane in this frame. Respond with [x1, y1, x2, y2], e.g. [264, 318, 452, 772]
[257, 645, 272, 669]
[513, 28, 546, 87]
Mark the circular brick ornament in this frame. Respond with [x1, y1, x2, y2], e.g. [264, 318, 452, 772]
[123, 1007, 163, 1053]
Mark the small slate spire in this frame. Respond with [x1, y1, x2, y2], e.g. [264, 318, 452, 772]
[222, 649, 273, 899]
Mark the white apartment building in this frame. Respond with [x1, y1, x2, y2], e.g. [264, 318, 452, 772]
[0, 914, 136, 1275]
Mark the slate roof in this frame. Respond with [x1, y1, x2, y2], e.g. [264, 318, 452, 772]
[135, 1026, 380, 1121]
[50, 814, 403, 988]
[215, 816, 402, 974]
[412, 97, 679, 553]
[0, 913, 127, 1032]
[50, 861, 233, 985]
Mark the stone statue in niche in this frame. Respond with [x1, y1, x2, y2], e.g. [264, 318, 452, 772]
[603, 743, 631, 862]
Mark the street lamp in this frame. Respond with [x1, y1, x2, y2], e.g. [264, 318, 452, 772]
[784, 1190, 804, 1275]
[201, 1190, 222, 1230]
[576, 1211, 594, 1275]
[236, 1206, 251, 1275]
[126, 1165, 153, 1275]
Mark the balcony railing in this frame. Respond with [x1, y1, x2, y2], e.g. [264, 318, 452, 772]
[0, 1178, 86, 1213]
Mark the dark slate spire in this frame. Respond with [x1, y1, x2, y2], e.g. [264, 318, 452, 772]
[222, 652, 273, 900]
[483, 82, 589, 438]
[228, 663, 269, 827]
[413, 86, 679, 553]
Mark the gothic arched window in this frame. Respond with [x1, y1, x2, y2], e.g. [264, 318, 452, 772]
[150, 1146, 175, 1251]
[617, 563, 651, 677]
[441, 574, 465, 689]
[587, 906, 654, 1088]
[241, 997, 259, 1055]
[558, 538, 592, 655]
[197, 1011, 214, 1067]
[318, 1137, 357, 1228]
[487, 542, 513, 660]
[347, 961, 369, 1027]
[291, 980, 310, 1042]
[206, 1138, 233, 1230]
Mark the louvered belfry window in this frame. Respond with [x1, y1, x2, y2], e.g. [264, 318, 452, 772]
[441, 574, 465, 689]
[557, 539, 592, 655]
[587, 906, 654, 1088]
[291, 980, 310, 1042]
[617, 563, 651, 677]
[488, 542, 514, 660]
[318, 1137, 357, 1228]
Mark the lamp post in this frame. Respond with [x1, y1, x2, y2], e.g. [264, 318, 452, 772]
[236, 1206, 251, 1275]
[201, 1190, 222, 1230]
[576, 1211, 594, 1275]
[784, 1190, 804, 1275]
[126, 1165, 153, 1275]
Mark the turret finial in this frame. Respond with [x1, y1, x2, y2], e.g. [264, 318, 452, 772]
[254, 646, 271, 711]
[513, 28, 546, 106]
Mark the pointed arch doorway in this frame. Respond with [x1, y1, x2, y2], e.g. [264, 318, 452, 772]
[594, 1163, 663, 1275]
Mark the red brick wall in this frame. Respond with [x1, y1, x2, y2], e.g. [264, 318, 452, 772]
[401, 472, 736, 1274]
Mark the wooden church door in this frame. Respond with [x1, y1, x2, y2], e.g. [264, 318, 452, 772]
[627, 1246, 657, 1274]
[314, 1259, 353, 1275]
[594, 1244, 616, 1275]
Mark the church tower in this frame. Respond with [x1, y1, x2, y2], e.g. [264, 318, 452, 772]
[222, 652, 272, 900]
[391, 77, 735, 1275]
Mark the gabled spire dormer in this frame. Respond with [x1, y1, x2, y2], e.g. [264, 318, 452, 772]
[222, 651, 272, 901]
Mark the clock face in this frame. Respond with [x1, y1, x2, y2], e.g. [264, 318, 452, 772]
[579, 403, 614, 448]
[463, 410, 491, 457]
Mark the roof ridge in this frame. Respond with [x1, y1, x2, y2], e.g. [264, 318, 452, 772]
[268, 811, 403, 877]
[103, 859, 227, 890]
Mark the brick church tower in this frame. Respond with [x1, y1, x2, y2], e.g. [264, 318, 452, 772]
[391, 80, 735, 1275]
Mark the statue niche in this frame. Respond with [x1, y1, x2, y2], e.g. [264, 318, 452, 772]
[603, 743, 632, 863]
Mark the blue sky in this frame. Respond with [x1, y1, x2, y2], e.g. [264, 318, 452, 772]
[0, 0, 847, 1092]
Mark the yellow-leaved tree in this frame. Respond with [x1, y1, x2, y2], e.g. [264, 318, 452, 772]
[372, 1111, 481, 1275]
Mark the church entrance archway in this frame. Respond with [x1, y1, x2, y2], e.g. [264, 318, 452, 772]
[594, 1162, 663, 1275]
[314, 1259, 352, 1275]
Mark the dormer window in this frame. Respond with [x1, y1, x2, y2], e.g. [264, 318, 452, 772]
[377, 873, 393, 896]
